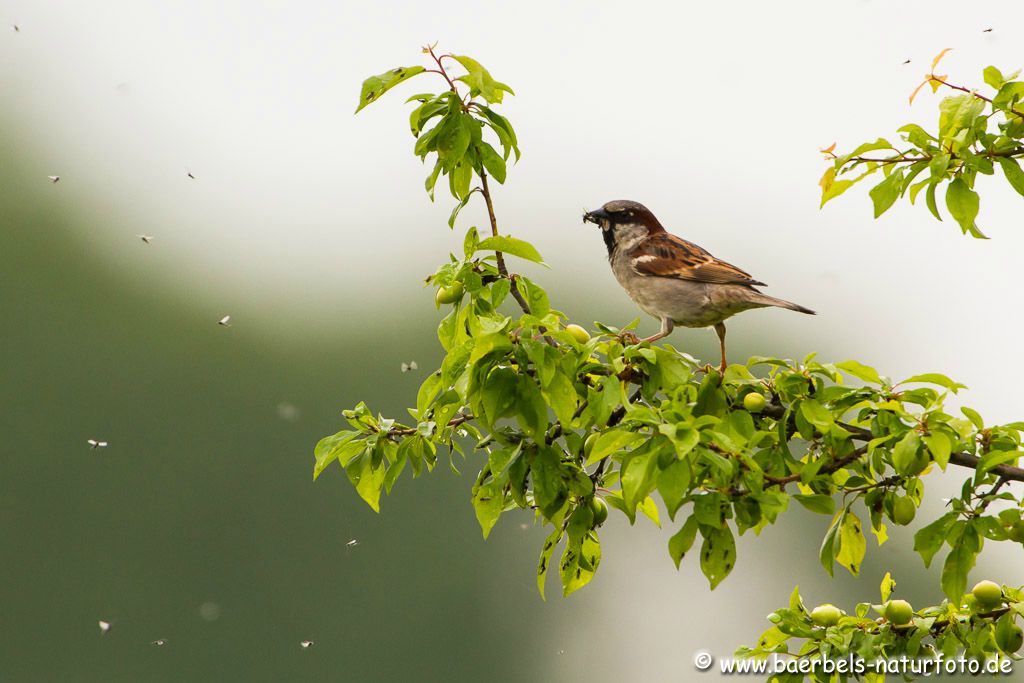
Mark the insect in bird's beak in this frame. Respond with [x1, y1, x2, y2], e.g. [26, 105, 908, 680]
[582, 207, 610, 225]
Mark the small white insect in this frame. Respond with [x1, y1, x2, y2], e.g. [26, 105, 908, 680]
[98, 620, 112, 634]
[47, 175, 60, 183]
[151, 639, 167, 646]
[346, 539, 358, 547]
[13, 24, 20, 32]
[137, 235, 154, 244]
[218, 315, 231, 327]
[401, 361, 419, 373]
[187, 172, 195, 179]
[300, 640, 314, 649]
[87, 439, 109, 449]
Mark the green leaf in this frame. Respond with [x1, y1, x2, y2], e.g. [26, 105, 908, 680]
[478, 106, 520, 161]
[819, 510, 842, 576]
[891, 431, 922, 476]
[637, 496, 661, 528]
[996, 157, 1024, 197]
[869, 171, 902, 218]
[345, 450, 387, 512]
[424, 160, 442, 200]
[517, 276, 550, 317]
[923, 432, 952, 469]
[560, 518, 600, 597]
[436, 114, 473, 169]
[945, 177, 982, 237]
[532, 447, 568, 518]
[699, 526, 736, 589]
[471, 479, 503, 538]
[835, 509, 866, 576]
[543, 371, 578, 428]
[355, 66, 426, 113]
[961, 406, 984, 430]
[978, 450, 1021, 477]
[536, 527, 562, 600]
[925, 180, 942, 221]
[448, 193, 474, 229]
[515, 376, 548, 443]
[913, 511, 958, 567]
[938, 95, 985, 140]
[452, 55, 514, 104]
[668, 515, 700, 569]
[900, 373, 966, 393]
[475, 236, 544, 264]
[478, 142, 507, 183]
[835, 360, 882, 385]
[793, 494, 835, 515]
[313, 430, 362, 480]
[586, 429, 645, 466]
[941, 524, 979, 602]
[799, 399, 834, 431]
[880, 572, 896, 603]
[984, 66, 1005, 90]
[657, 458, 692, 520]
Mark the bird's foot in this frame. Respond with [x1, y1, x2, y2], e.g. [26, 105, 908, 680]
[618, 331, 641, 345]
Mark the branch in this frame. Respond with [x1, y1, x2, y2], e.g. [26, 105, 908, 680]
[838, 147, 1024, 166]
[389, 413, 474, 437]
[479, 171, 531, 315]
[759, 405, 1024, 485]
[930, 76, 1024, 120]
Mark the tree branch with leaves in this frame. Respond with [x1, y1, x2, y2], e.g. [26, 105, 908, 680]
[318, 44, 1024, 679]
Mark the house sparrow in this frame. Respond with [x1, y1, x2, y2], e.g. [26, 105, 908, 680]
[583, 200, 814, 371]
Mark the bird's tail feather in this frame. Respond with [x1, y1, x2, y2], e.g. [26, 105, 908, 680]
[758, 294, 815, 315]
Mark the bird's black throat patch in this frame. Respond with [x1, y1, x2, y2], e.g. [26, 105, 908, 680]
[601, 227, 616, 257]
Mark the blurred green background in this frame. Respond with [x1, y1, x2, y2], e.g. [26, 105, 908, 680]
[3, 1, 1024, 681]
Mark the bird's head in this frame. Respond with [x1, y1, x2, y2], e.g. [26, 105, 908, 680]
[583, 200, 665, 255]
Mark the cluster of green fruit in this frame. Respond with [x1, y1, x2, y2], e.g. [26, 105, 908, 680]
[808, 580, 1023, 652]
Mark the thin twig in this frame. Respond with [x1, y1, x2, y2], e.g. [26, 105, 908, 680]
[479, 171, 531, 315]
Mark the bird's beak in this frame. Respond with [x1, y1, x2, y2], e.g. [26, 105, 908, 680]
[583, 207, 610, 225]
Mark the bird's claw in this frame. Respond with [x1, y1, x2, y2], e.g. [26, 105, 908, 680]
[617, 331, 640, 345]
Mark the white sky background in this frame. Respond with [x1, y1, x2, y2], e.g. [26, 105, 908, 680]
[4, 1, 1024, 678]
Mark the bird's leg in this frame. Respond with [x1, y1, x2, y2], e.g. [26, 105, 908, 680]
[640, 317, 674, 344]
[714, 322, 727, 373]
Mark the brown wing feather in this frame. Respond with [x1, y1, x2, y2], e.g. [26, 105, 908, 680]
[631, 233, 766, 286]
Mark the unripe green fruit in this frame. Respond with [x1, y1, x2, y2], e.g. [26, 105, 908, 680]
[810, 604, 842, 627]
[583, 433, 598, 459]
[1008, 522, 1024, 544]
[972, 580, 1003, 609]
[565, 324, 591, 344]
[743, 392, 766, 413]
[997, 624, 1024, 653]
[884, 599, 913, 625]
[590, 497, 609, 526]
[892, 497, 916, 526]
[435, 282, 464, 305]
